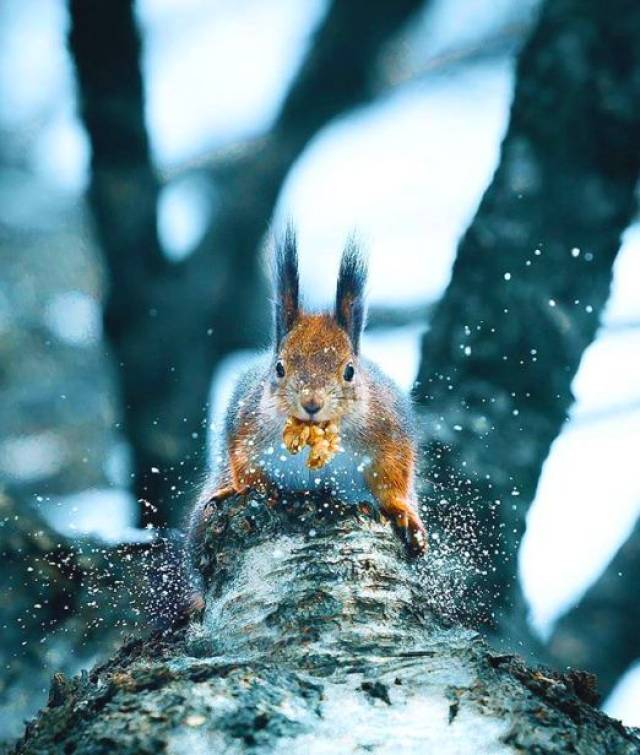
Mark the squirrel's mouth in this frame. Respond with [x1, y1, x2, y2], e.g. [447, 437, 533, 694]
[295, 412, 325, 424]
[287, 396, 343, 425]
[292, 406, 332, 424]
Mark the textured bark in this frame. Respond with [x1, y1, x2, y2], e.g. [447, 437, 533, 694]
[0, 493, 184, 741]
[548, 516, 640, 699]
[412, 0, 640, 638]
[67, 0, 425, 528]
[12, 493, 640, 754]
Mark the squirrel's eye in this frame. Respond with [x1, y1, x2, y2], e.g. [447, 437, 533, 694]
[343, 363, 355, 382]
[275, 360, 285, 379]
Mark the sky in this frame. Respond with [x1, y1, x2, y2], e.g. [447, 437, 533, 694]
[1, 0, 639, 724]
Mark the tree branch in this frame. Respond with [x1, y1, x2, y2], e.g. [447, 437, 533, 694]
[0, 492, 184, 740]
[548, 515, 640, 699]
[13, 493, 640, 753]
[163, 18, 533, 184]
[413, 0, 640, 639]
[365, 301, 433, 331]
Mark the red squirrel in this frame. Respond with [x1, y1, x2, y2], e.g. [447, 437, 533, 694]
[187, 229, 426, 591]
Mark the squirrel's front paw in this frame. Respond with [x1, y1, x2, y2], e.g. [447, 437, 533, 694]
[407, 517, 428, 556]
[206, 485, 242, 505]
[186, 591, 205, 618]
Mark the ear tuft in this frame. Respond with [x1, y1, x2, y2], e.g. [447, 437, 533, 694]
[273, 224, 300, 346]
[335, 237, 367, 353]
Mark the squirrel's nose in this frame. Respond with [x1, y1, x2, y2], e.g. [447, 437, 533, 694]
[302, 398, 324, 416]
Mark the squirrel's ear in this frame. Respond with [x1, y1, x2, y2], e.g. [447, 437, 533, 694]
[335, 238, 367, 354]
[273, 225, 300, 347]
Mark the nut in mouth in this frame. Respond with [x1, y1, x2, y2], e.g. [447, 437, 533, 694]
[283, 417, 341, 469]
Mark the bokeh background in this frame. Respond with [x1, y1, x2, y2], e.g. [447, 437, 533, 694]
[1, 0, 640, 740]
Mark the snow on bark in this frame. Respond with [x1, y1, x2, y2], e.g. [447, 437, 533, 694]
[12, 493, 640, 753]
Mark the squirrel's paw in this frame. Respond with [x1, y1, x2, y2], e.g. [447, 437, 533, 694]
[391, 506, 427, 556]
[206, 485, 239, 505]
[407, 516, 428, 557]
[187, 591, 205, 617]
[204, 485, 249, 511]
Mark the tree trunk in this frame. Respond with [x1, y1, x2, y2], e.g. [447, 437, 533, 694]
[412, 0, 640, 640]
[0, 492, 185, 742]
[67, 0, 205, 527]
[12, 493, 640, 753]
[548, 515, 640, 699]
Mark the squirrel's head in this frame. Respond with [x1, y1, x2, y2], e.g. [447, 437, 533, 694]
[269, 227, 367, 424]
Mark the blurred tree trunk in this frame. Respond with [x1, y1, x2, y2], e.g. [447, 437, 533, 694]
[0, 493, 183, 741]
[68, 0, 424, 528]
[13, 493, 640, 754]
[413, 0, 640, 644]
[68, 0, 200, 528]
[548, 515, 640, 699]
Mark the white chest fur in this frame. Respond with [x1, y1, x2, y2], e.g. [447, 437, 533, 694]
[249, 432, 373, 503]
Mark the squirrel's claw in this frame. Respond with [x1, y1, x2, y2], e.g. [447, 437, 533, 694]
[204, 485, 250, 515]
[206, 485, 237, 504]
[187, 591, 205, 616]
[406, 518, 428, 557]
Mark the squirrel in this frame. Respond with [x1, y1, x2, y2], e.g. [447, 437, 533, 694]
[187, 228, 426, 603]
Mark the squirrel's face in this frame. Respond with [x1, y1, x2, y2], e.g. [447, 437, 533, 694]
[270, 227, 367, 423]
[271, 315, 359, 423]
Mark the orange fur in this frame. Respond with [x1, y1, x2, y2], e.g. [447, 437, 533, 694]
[202, 315, 427, 555]
[366, 438, 426, 554]
[228, 434, 269, 495]
[189, 239, 428, 587]
[274, 314, 359, 425]
[204, 435, 270, 504]
[283, 314, 351, 359]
